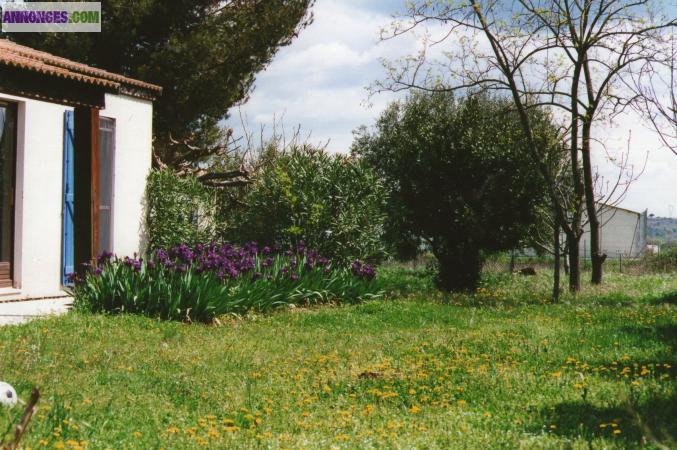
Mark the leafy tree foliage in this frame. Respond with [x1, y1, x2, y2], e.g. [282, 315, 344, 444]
[236, 146, 388, 265]
[353, 92, 555, 291]
[6, 0, 314, 167]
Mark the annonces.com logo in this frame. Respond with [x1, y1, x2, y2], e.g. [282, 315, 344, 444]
[0, 2, 101, 32]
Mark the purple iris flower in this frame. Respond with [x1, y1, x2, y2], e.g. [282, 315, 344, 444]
[97, 250, 114, 264]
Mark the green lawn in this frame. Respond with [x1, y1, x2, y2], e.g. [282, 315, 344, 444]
[0, 269, 675, 449]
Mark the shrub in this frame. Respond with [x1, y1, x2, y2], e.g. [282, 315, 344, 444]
[71, 242, 381, 323]
[146, 169, 218, 250]
[643, 247, 677, 273]
[235, 146, 388, 265]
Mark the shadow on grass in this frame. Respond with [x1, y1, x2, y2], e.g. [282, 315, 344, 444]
[534, 394, 676, 448]
[621, 324, 677, 351]
[648, 291, 677, 305]
[585, 290, 677, 307]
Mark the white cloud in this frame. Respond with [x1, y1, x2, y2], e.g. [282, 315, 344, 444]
[227, 0, 411, 145]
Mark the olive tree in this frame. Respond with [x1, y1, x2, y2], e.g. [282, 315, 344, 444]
[353, 92, 558, 291]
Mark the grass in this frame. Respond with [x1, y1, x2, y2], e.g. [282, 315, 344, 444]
[0, 267, 675, 449]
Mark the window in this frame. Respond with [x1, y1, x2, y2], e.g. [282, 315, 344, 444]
[0, 101, 16, 287]
[98, 117, 115, 254]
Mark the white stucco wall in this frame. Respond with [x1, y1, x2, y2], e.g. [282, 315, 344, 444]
[0, 91, 153, 297]
[99, 94, 153, 259]
[3, 93, 71, 297]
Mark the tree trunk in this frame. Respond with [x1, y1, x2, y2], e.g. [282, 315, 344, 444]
[581, 51, 604, 285]
[435, 248, 483, 292]
[553, 220, 561, 302]
[581, 120, 603, 284]
[567, 233, 581, 292]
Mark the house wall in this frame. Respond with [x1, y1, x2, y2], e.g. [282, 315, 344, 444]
[99, 94, 153, 258]
[0, 91, 152, 298]
[579, 206, 647, 259]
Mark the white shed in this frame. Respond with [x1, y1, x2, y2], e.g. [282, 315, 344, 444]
[0, 39, 161, 299]
[580, 204, 648, 259]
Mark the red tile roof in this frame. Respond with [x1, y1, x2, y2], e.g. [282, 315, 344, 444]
[0, 39, 162, 98]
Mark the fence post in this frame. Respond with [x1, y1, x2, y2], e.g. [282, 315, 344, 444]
[619, 252, 622, 273]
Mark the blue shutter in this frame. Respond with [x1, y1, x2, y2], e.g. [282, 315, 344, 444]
[62, 111, 75, 286]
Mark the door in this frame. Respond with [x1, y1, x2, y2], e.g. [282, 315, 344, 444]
[0, 102, 16, 288]
[98, 117, 115, 254]
[62, 111, 75, 285]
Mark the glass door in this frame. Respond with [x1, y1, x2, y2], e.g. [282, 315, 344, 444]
[0, 102, 16, 288]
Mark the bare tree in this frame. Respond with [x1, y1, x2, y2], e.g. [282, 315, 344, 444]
[628, 38, 677, 154]
[377, 0, 674, 289]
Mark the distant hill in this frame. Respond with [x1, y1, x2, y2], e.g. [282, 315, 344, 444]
[648, 217, 677, 243]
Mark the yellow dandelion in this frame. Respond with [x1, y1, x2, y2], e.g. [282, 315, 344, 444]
[132, 431, 141, 438]
[409, 405, 421, 414]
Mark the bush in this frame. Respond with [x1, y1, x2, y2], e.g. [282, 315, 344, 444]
[643, 247, 677, 273]
[72, 243, 381, 323]
[236, 146, 388, 265]
[146, 169, 218, 250]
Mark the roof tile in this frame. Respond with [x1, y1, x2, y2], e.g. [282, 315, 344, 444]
[0, 39, 162, 97]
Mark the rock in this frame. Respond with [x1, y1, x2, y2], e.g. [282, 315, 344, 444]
[518, 267, 537, 276]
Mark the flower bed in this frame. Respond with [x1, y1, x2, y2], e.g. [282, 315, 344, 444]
[71, 242, 381, 322]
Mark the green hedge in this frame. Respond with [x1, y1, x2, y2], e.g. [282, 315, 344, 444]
[235, 146, 388, 264]
[146, 169, 217, 250]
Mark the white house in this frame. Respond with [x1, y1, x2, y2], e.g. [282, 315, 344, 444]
[579, 204, 648, 259]
[0, 39, 161, 299]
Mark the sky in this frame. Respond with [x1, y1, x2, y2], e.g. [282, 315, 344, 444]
[228, 0, 677, 218]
